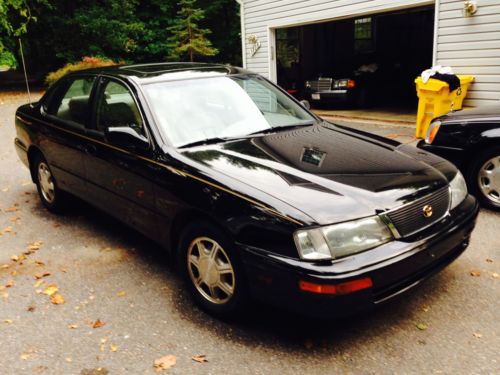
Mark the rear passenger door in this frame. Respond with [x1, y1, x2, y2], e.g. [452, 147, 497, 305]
[40, 75, 96, 198]
[83, 77, 160, 240]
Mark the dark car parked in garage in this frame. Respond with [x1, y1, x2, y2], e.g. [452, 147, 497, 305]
[14, 63, 478, 318]
[305, 67, 377, 108]
[418, 106, 500, 211]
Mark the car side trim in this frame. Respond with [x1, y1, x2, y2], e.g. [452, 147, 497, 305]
[18, 114, 304, 226]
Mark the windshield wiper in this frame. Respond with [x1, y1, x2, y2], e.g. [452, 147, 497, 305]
[177, 137, 232, 149]
[248, 122, 315, 136]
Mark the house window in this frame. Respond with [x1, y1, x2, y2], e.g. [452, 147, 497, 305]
[354, 17, 374, 53]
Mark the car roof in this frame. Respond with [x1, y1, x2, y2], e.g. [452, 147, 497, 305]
[71, 62, 253, 84]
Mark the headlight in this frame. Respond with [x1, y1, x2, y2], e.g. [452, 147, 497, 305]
[294, 216, 393, 260]
[305, 81, 311, 88]
[449, 171, 468, 209]
[425, 120, 441, 144]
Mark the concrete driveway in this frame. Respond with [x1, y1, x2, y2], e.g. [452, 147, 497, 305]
[0, 92, 499, 374]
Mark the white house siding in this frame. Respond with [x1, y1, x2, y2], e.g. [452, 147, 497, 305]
[241, 0, 500, 106]
[435, 0, 500, 106]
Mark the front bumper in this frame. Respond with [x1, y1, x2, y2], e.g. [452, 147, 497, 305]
[307, 89, 355, 103]
[239, 195, 479, 318]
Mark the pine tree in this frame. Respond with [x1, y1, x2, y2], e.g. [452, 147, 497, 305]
[167, 0, 218, 62]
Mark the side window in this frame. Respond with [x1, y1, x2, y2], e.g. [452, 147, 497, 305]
[49, 77, 95, 125]
[96, 80, 144, 135]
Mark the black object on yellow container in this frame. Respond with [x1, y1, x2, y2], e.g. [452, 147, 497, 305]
[415, 75, 474, 139]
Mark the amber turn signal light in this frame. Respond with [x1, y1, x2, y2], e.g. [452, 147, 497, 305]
[299, 277, 373, 295]
[347, 79, 356, 89]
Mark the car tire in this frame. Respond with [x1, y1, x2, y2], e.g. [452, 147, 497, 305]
[178, 221, 248, 317]
[33, 155, 66, 212]
[466, 147, 500, 211]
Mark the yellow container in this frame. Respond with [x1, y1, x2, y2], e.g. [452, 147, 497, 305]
[414, 75, 474, 139]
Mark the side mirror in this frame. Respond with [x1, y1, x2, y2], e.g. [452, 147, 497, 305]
[106, 126, 149, 152]
[300, 100, 311, 110]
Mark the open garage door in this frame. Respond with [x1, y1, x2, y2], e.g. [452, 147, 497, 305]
[276, 6, 434, 110]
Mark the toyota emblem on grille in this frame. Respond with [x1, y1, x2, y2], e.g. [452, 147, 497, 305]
[422, 204, 433, 218]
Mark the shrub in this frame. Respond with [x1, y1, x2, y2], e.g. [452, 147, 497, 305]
[45, 56, 119, 86]
[0, 50, 17, 70]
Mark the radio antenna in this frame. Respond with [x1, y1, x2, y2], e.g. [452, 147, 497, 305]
[18, 38, 32, 106]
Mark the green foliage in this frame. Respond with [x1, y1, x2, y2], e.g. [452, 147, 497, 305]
[5, 0, 240, 79]
[45, 56, 118, 86]
[167, 0, 218, 62]
[0, 48, 17, 69]
[0, 0, 47, 68]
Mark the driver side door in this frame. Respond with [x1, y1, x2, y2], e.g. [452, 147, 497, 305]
[83, 77, 160, 240]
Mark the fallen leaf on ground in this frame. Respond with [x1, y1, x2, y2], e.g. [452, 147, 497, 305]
[10, 255, 19, 262]
[110, 344, 118, 352]
[27, 242, 42, 251]
[50, 294, 65, 305]
[92, 319, 105, 329]
[473, 332, 482, 338]
[34, 260, 45, 266]
[34, 272, 51, 280]
[192, 355, 208, 363]
[27, 306, 35, 312]
[492, 273, 499, 279]
[4, 227, 13, 233]
[1, 264, 9, 269]
[154, 355, 176, 372]
[416, 322, 428, 331]
[470, 270, 481, 277]
[33, 280, 44, 288]
[11, 270, 17, 276]
[486, 258, 493, 263]
[116, 291, 126, 297]
[5, 207, 19, 213]
[5, 280, 14, 288]
[68, 324, 78, 329]
[65, 357, 72, 363]
[20, 353, 30, 360]
[42, 284, 58, 296]
[3, 319, 13, 324]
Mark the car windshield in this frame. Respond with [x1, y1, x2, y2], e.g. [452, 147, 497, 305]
[144, 75, 317, 147]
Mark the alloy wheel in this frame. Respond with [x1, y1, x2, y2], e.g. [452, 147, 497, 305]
[478, 155, 500, 205]
[38, 162, 55, 204]
[187, 236, 236, 305]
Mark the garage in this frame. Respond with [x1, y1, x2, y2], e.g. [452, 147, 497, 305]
[275, 6, 435, 109]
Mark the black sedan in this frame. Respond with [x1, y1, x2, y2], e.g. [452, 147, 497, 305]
[418, 106, 500, 211]
[14, 63, 478, 318]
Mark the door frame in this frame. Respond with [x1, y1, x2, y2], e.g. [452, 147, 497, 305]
[266, 0, 436, 83]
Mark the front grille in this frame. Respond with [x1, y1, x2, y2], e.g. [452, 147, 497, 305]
[309, 78, 332, 92]
[385, 186, 450, 238]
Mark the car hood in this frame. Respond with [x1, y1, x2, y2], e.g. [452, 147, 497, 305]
[180, 123, 453, 225]
[440, 105, 500, 123]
